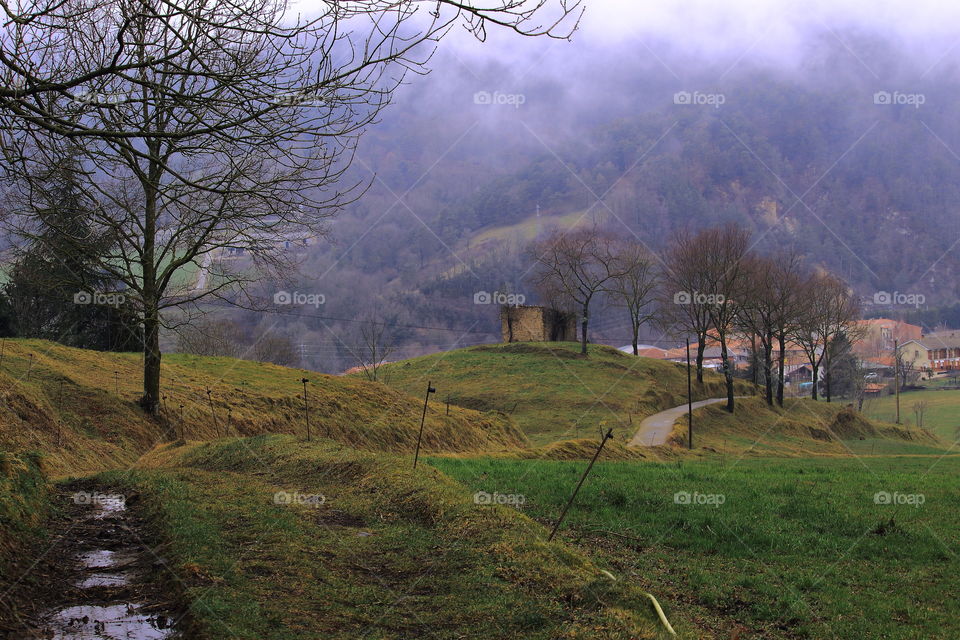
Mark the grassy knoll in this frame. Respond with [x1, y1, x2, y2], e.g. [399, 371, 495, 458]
[862, 388, 960, 442]
[0, 339, 527, 477]
[430, 454, 960, 639]
[101, 435, 670, 639]
[374, 342, 754, 445]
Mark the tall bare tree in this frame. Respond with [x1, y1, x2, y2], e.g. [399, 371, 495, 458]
[354, 317, 396, 382]
[699, 224, 751, 413]
[528, 228, 627, 355]
[609, 242, 658, 356]
[660, 229, 714, 383]
[0, 0, 581, 413]
[769, 251, 805, 406]
[791, 273, 861, 401]
[736, 255, 778, 405]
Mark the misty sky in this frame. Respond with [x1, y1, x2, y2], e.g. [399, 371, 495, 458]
[416, 0, 960, 71]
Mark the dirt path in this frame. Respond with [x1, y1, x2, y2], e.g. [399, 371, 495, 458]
[0, 484, 182, 639]
[628, 397, 736, 446]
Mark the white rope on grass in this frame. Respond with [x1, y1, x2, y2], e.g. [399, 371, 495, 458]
[599, 570, 677, 636]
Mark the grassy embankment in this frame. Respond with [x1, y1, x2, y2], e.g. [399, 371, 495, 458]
[0, 338, 527, 598]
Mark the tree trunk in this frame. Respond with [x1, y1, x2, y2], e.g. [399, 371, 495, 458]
[825, 364, 832, 403]
[141, 308, 161, 414]
[580, 306, 589, 355]
[139, 153, 161, 415]
[776, 333, 786, 407]
[720, 334, 734, 413]
[632, 323, 639, 356]
[811, 362, 819, 401]
[764, 336, 773, 406]
[695, 336, 705, 384]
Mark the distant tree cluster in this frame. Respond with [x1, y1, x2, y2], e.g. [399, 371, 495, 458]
[527, 224, 863, 412]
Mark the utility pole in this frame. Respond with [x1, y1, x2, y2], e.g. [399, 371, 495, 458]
[687, 337, 693, 449]
[413, 381, 436, 469]
[894, 339, 901, 424]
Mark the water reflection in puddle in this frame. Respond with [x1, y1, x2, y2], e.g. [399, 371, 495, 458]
[40, 492, 178, 639]
[44, 604, 175, 640]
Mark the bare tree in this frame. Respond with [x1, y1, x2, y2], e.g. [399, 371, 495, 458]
[660, 229, 715, 383]
[609, 242, 658, 356]
[913, 400, 927, 429]
[737, 254, 783, 405]
[0, 0, 581, 413]
[699, 224, 751, 413]
[769, 252, 805, 406]
[175, 317, 243, 358]
[253, 333, 297, 367]
[354, 317, 395, 382]
[528, 228, 627, 355]
[792, 273, 861, 402]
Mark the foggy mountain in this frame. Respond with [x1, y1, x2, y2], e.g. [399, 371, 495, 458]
[246, 23, 960, 373]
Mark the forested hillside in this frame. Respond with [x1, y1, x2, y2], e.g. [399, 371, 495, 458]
[163, 33, 960, 371]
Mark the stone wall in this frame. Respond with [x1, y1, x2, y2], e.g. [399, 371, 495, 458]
[500, 306, 577, 343]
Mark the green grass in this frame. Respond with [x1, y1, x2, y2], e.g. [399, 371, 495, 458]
[429, 454, 960, 639]
[101, 435, 670, 639]
[862, 388, 960, 442]
[374, 342, 752, 446]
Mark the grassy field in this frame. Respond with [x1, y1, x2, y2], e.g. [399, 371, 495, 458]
[429, 453, 960, 639]
[862, 388, 960, 442]
[104, 435, 670, 639]
[374, 342, 754, 445]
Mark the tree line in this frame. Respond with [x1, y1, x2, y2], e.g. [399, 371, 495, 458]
[527, 224, 863, 413]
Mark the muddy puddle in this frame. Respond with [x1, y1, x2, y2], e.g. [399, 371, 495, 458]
[22, 489, 181, 639]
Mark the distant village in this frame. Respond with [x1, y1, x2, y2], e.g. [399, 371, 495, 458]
[500, 305, 951, 398]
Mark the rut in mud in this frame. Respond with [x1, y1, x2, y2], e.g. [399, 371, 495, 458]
[0, 485, 184, 639]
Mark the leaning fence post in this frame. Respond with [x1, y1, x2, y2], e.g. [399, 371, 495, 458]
[413, 381, 436, 469]
[300, 378, 311, 442]
[179, 404, 185, 441]
[548, 428, 613, 542]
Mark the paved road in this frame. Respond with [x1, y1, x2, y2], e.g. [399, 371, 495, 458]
[628, 397, 734, 447]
